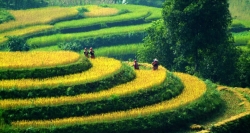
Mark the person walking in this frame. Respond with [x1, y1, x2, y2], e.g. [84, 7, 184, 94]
[152, 58, 159, 70]
[133, 60, 139, 70]
[83, 47, 89, 58]
[89, 47, 95, 59]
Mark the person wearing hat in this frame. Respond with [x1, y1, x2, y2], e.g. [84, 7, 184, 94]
[89, 47, 95, 59]
[152, 58, 159, 70]
[83, 47, 89, 58]
[133, 60, 139, 70]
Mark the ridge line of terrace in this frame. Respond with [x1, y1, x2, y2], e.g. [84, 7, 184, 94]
[0, 57, 121, 90]
[11, 72, 206, 128]
[0, 66, 166, 109]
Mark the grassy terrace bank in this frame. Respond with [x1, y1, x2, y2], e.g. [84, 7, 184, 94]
[27, 23, 151, 48]
[4, 73, 222, 133]
[0, 57, 138, 99]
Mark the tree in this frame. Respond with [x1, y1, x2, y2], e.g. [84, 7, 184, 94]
[137, 19, 174, 69]
[0, 8, 15, 24]
[237, 51, 250, 87]
[139, 0, 241, 85]
[6, 36, 29, 51]
[162, 0, 241, 85]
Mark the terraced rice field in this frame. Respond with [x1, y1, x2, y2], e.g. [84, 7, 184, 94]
[0, 51, 246, 132]
[0, 4, 249, 133]
[0, 51, 216, 132]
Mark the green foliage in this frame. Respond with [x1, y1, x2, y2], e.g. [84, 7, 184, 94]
[138, 19, 174, 69]
[77, 7, 88, 13]
[58, 41, 82, 52]
[139, 0, 241, 86]
[231, 19, 250, 33]
[126, 0, 165, 7]
[6, 36, 29, 51]
[117, 9, 130, 15]
[233, 31, 250, 46]
[210, 113, 250, 133]
[0, 0, 48, 9]
[242, 92, 250, 102]
[81, 32, 145, 48]
[99, 4, 109, 8]
[76, 7, 88, 18]
[31, 45, 61, 51]
[95, 43, 143, 60]
[237, 51, 250, 87]
[163, 0, 233, 69]
[0, 8, 15, 24]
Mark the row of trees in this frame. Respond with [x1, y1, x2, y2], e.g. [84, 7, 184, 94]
[126, 0, 165, 7]
[138, 0, 249, 87]
[0, 0, 165, 9]
[0, 0, 48, 9]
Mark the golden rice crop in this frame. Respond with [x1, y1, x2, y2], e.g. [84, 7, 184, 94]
[0, 6, 78, 32]
[237, 88, 250, 96]
[0, 66, 166, 109]
[0, 51, 80, 69]
[84, 5, 119, 17]
[0, 57, 121, 90]
[0, 25, 54, 45]
[11, 72, 206, 128]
